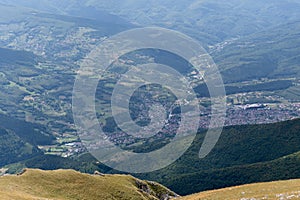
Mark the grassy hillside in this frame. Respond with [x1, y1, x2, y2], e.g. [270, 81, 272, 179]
[179, 179, 300, 200]
[0, 169, 177, 200]
[1, 168, 299, 200]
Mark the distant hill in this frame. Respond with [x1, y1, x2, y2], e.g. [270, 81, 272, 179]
[214, 20, 300, 83]
[179, 179, 300, 200]
[0, 169, 177, 200]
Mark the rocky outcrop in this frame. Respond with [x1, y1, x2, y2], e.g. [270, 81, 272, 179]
[135, 179, 179, 200]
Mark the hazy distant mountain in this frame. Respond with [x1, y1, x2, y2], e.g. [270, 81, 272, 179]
[3, 0, 300, 45]
[85, 0, 300, 44]
[0, 0, 130, 25]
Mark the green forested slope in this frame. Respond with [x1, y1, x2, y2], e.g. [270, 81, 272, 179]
[140, 119, 300, 195]
[0, 115, 55, 167]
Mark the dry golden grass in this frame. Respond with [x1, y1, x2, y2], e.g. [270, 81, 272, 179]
[177, 179, 300, 200]
[0, 169, 170, 200]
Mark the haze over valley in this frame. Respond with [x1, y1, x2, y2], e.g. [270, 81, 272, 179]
[0, 1, 300, 199]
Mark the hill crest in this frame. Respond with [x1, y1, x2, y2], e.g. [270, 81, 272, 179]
[179, 179, 300, 200]
[0, 168, 177, 200]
